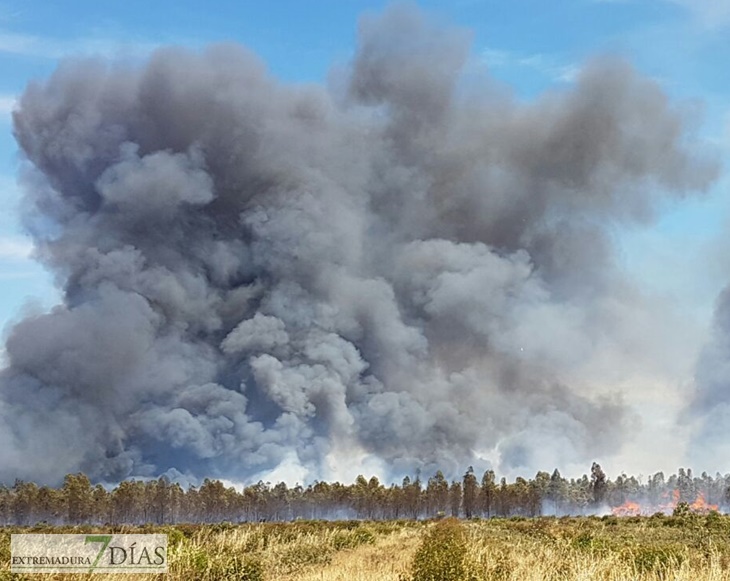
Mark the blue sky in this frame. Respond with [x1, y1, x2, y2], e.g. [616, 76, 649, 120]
[0, 0, 728, 350]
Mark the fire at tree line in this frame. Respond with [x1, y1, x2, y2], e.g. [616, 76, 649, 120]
[1, 463, 728, 526]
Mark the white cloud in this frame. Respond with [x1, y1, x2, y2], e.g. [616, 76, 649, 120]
[702, 108, 730, 155]
[0, 95, 16, 119]
[589, 0, 730, 28]
[0, 237, 33, 260]
[669, 0, 730, 28]
[482, 48, 578, 84]
[0, 30, 163, 60]
[0, 270, 39, 281]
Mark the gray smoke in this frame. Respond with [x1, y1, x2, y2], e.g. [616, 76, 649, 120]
[0, 4, 717, 485]
[689, 285, 730, 467]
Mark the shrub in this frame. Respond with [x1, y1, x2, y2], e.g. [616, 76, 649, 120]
[242, 530, 266, 552]
[628, 545, 685, 574]
[570, 533, 611, 556]
[705, 510, 723, 529]
[162, 527, 185, 549]
[353, 527, 376, 544]
[189, 548, 210, 576]
[214, 555, 264, 581]
[571, 533, 594, 550]
[279, 544, 333, 573]
[672, 502, 688, 517]
[648, 512, 666, 526]
[409, 518, 471, 581]
[332, 527, 376, 550]
[174, 523, 200, 538]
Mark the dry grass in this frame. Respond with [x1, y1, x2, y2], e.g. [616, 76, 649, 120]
[4, 515, 730, 580]
[0, 521, 418, 581]
[276, 526, 419, 581]
[460, 515, 730, 581]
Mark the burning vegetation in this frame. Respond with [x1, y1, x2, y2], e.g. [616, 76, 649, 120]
[0, 464, 727, 525]
[611, 490, 719, 517]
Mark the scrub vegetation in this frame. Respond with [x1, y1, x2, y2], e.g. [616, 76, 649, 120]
[5, 513, 730, 580]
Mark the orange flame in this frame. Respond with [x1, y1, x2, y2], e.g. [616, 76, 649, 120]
[611, 500, 641, 516]
[689, 493, 718, 514]
[654, 489, 680, 514]
[611, 489, 719, 517]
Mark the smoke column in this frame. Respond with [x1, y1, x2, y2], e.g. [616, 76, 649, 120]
[0, 5, 717, 485]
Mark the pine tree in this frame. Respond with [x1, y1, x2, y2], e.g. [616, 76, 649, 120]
[480, 470, 497, 518]
[591, 462, 607, 506]
[462, 467, 478, 518]
[449, 481, 462, 517]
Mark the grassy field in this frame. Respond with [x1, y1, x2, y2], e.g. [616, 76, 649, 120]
[4, 513, 730, 580]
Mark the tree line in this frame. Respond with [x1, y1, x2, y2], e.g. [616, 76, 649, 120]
[1, 463, 728, 526]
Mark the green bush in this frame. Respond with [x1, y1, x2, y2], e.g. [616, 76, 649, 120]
[174, 523, 201, 538]
[571, 533, 594, 550]
[279, 543, 333, 573]
[242, 530, 266, 552]
[570, 533, 611, 556]
[673, 502, 691, 518]
[212, 555, 264, 581]
[705, 510, 723, 529]
[332, 526, 376, 550]
[189, 548, 210, 576]
[162, 526, 185, 549]
[353, 527, 376, 545]
[410, 518, 471, 581]
[628, 545, 685, 573]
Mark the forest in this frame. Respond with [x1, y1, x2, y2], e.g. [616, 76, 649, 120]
[1, 463, 726, 526]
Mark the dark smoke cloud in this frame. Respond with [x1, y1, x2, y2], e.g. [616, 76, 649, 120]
[0, 4, 717, 484]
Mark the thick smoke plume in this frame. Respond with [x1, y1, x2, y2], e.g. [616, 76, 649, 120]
[0, 5, 717, 485]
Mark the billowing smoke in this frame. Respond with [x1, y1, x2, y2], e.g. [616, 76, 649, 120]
[689, 287, 730, 466]
[0, 5, 717, 485]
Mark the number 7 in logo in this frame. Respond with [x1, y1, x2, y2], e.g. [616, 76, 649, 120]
[85, 535, 112, 573]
